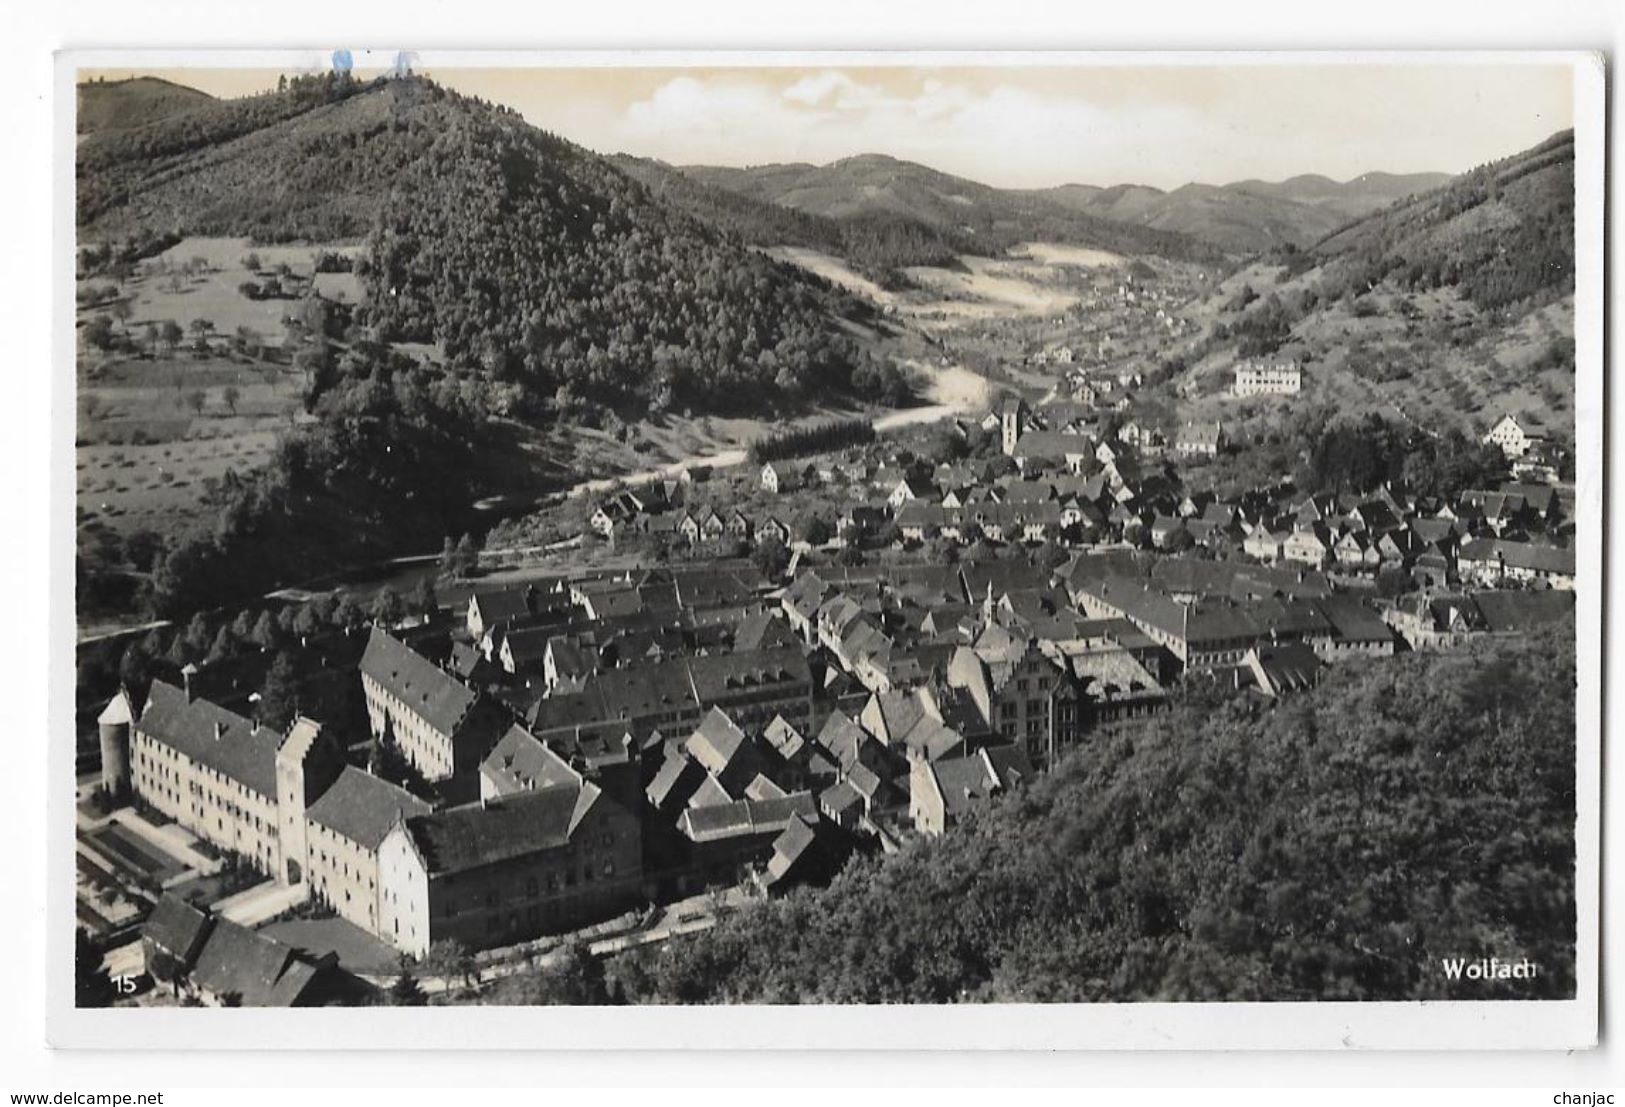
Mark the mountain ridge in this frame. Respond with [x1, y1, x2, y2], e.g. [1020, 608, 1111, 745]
[77, 74, 899, 415]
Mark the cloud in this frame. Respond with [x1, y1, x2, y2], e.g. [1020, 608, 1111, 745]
[594, 65, 1574, 188]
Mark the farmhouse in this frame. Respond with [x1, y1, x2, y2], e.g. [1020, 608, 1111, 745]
[1483, 414, 1547, 459]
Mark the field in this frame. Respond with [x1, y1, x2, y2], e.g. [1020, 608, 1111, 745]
[770, 241, 1140, 336]
[86, 236, 366, 350]
[75, 236, 361, 538]
[764, 246, 898, 305]
[1008, 241, 1125, 268]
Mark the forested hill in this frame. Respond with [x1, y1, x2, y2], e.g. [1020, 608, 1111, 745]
[1030, 170, 1451, 256]
[1168, 130, 1576, 440]
[681, 154, 1231, 266]
[1308, 129, 1575, 312]
[78, 73, 892, 414]
[608, 619, 1575, 1004]
[610, 154, 966, 281]
[76, 76, 215, 136]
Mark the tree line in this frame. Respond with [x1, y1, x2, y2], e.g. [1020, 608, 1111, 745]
[748, 418, 877, 465]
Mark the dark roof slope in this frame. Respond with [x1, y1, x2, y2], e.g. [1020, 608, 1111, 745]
[405, 784, 601, 874]
[305, 766, 431, 850]
[360, 628, 477, 737]
[136, 680, 283, 798]
[678, 791, 817, 843]
[142, 893, 212, 966]
[1470, 590, 1575, 633]
[188, 918, 327, 1006]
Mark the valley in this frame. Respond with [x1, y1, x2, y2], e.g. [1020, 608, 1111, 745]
[67, 62, 1587, 1022]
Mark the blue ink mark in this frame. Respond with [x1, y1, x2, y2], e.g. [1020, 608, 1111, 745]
[331, 49, 353, 73]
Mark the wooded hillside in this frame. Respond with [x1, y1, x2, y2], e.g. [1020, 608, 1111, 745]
[608, 620, 1576, 1003]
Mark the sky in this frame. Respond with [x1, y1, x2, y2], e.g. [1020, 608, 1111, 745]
[83, 59, 1577, 190]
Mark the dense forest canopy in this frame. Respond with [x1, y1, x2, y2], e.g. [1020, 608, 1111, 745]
[605, 620, 1575, 1004]
[78, 74, 892, 416]
[138, 352, 487, 617]
[612, 155, 967, 282]
[1311, 130, 1576, 314]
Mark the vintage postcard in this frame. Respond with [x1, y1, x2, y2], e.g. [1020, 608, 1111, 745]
[50, 49, 1603, 1050]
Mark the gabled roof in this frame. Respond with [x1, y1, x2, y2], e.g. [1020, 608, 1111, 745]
[647, 747, 705, 810]
[677, 792, 817, 843]
[136, 681, 284, 799]
[1246, 643, 1325, 695]
[733, 610, 795, 652]
[404, 783, 606, 874]
[687, 648, 812, 702]
[1469, 590, 1574, 633]
[687, 773, 733, 809]
[1459, 538, 1575, 576]
[761, 714, 806, 761]
[1316, 596, 1395, 644]
[306, 766, 432, 849]
[765, 814, 819, 882]
[745, 774, 788, 802]
[142, 893, 211, 966]
[361, 628, 478, 738]
[815, 711, 871, 772]
[926, 745, 1029, 819]
[477, 726, 581, 798]
[187, 917, 328, 1006]
[685, 707, 750, 778]
[470, 589, 531, 626]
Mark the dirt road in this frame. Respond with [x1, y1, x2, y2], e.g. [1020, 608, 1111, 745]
[562, 359, 990, 499]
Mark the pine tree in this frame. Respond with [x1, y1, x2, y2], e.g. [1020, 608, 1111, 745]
[260, 650, 299, 729]
[389, 971, 428, 1006]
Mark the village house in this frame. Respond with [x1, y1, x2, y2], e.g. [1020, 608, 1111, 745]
[1456, 538, 1576, 590]
[1237, 643, 1325, 697]
[761, 461, 805, 494]
[909, 744, 1034, 836]
[1174, 421, 1225, 458]
[1282, 524, 1333, 568]
[142, 895, 344, 1006]
[1483, 413, 1547, 459]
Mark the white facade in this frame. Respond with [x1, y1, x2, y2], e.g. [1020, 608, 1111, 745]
[1233, 361, 1302, 397]
[1484, 414, 1543, 459]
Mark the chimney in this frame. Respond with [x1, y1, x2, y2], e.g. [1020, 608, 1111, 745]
[213, 721, 226, 741]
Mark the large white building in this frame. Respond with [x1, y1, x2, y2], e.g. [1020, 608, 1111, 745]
[1233, 361, 1302, 398]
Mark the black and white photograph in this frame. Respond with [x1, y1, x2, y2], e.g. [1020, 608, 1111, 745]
[41, 41, 1604, 1059]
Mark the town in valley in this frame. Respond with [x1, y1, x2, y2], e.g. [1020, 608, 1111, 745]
[71, 64, 1581, 1008]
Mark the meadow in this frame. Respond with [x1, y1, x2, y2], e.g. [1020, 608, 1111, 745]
[75, 236, 360, 538]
